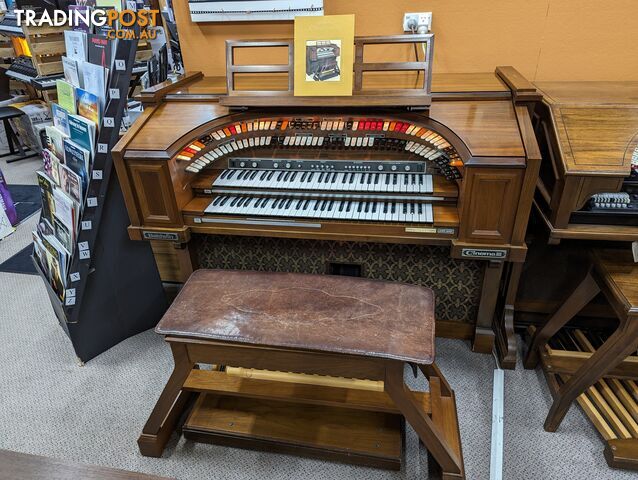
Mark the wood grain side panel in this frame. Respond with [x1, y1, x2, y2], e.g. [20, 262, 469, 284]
[459, 168, 523, 244]
[129, 161, 180, 226]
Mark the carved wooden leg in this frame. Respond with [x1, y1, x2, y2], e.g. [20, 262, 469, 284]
[473, 261, 504, 354]
[544, 318, 638, 432]
[385, 361, 464, 479]
[495, 262, 522, 370]
[138, 342, 195, 457]
[523, 271, 599, 369]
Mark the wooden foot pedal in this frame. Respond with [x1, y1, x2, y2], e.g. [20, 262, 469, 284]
[184, 393, 403, 470]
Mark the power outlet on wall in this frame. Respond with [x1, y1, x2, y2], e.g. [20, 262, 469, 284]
[403, 12, 432, 33]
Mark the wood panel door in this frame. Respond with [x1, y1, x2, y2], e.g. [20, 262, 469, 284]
[129, 161, 181, 227]
[459, 168, 523, 244]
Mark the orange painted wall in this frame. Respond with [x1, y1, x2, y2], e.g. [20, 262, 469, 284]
[173, 0, 637, 82]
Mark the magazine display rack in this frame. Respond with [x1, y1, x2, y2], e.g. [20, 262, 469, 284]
[32, 34, 166, 363]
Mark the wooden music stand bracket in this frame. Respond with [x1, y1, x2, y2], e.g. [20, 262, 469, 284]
[221, 34, 434, 108]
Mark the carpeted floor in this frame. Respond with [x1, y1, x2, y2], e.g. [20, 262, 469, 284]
[0, 156, 632, 480]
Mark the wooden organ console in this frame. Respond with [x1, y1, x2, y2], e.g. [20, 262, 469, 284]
[112, 41, 541, 366]
[531, 81, 638, 242]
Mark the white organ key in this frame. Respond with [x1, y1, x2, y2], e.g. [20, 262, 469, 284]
[338, 121, 345, 130]
[318, 137, 325, 146]
[356, 137, 363, 147]
[212, 131, 221, 140]
[352, 121, 359, 131]
[311, 136, 319, 146]
[414, 145, 425, 155]
[383, 121, 389, 131]
[320, 120, 328, 130]
[283, 136, 290, 146]
[345, 137, 351, 147]
[406, 125, 415, 135]
[266, 136, 272, 145]
[405, 141, 414, 151]
[217, 129, 226, 139]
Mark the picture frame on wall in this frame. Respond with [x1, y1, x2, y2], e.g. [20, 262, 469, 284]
[294, 14, 355, 96]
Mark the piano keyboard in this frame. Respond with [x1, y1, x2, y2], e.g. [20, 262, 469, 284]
[205, 195, 434, 223]
[213, 169, 434, 193]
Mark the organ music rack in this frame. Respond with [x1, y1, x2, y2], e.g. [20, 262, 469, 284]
[113, 36, 542, 368]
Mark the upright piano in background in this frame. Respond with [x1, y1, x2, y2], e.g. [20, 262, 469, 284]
[112, 49, 541, 367]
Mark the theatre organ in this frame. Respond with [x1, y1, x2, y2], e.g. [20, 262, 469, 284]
[531, 82, 638, 241]
[112, 37, 541, 366]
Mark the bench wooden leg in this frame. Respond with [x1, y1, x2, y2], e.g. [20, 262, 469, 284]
[385, 361, 465, 479]
[523, 271, 599, 369]
[544, 318, 638, 432]
[138, 342, 195, 457]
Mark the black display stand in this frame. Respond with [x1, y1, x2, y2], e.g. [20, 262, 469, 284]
[32, 34, 167, 363]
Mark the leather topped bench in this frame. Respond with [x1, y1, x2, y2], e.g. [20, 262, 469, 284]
[156, 270, 435, 364]
[140, 270, 465, 479]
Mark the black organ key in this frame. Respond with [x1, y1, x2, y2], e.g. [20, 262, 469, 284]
[391, 202, 396, 214]
[346, 201, 352, 212]
[259, 170, 268, 180]
[290, 172, 298, 181]
[212, 196, 223, 206]
[277, 171, 285, 181]
[307, 172, 315, 182]
[318, 172, 325, 183]
[372, 202, 377, 213]
[393, 174, 398, 185]
[385, 175, 390, 185]
[301, 171, 308, 182]
[227, 170, 237, 179]
[220, 170, 230, 179]
[357, 203, 364, 213]
[295, 199, 303, 209]
[374, 174, 379, 185]
[267, 171, 275, 180]
[383, 202, 388, 213]
[284, 171, 291, 181]
[250, 171, 258, 180]
[285, 198, 292, 208]
[367, 174, 373, 184]
[349, 173, 355, 184]
[338, 201, 345, 212]
[230, 197, 241, 207]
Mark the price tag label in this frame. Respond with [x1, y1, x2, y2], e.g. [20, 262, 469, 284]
[103, 117, 115, 128]
[81, 220, 92, 231]
[109, 88, 120, 99]
[78, 241, 89, 251]
[98, 143, 108, 154]
[65, 288, 76, 298]
[92, 170, 103, 180]
[115, 59, 126, 71]
[79, 250, 91, 260]
[65, 296, 76, 306]
[70, 272, 81, 282]
[87, 197, 98, 207]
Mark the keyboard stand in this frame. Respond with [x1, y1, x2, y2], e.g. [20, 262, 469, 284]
[0, 107, 38, 163]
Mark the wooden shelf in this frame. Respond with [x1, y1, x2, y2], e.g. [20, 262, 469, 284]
[184, 393, 403, 470]
[220, 93, 432, 108]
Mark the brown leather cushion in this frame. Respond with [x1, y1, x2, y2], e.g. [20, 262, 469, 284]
[156, 270, 435, 364]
